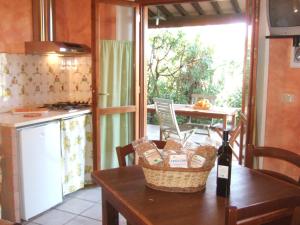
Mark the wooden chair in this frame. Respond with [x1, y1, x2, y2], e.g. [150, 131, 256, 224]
[225, 195, 300, 225]
[116, 140, 166, 167]
[248, 144, 300, 186]
[212, 113, 246, 162]
[116, 141, 166, 225]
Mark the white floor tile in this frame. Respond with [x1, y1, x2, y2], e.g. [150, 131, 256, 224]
[64, 216, 100, 225]
[73, 187, 101, 203]
[56, 198, 94, 215]
[22, 222, 40, 225]
[81, 203, 102, 221]
[32, 209, 75, 225]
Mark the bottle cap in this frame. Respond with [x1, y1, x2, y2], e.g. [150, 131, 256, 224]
[223, 130, 229, 142]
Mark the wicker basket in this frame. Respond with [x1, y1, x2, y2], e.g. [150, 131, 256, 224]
[140, 160, 214, 193]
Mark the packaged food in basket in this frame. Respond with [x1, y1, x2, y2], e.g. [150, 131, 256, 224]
[139, 140, 218, 193]
[189, 154, 206, 168]
[168, 154, 188, 168]
[132, 137, 163, 166]
[163, 139, 183, 152]
[188, 146, 217, 168]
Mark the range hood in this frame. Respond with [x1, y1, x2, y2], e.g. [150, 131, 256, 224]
[25, 0, 90, 55]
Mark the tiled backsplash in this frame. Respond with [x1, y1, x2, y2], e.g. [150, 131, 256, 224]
[0, 53, 92, 112]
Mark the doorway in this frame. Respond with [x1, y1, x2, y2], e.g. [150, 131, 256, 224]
[91, 0, 260, 168]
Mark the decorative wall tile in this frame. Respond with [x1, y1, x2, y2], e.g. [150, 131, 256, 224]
[0, 54, 92, 112]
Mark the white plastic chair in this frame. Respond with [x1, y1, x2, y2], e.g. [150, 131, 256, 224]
[153, 98, 195, 144]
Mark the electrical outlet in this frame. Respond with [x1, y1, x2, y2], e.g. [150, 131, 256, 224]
[282, 93, 295, 103]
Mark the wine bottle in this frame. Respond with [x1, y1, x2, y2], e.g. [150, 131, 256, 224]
[216, 130, 232, 197]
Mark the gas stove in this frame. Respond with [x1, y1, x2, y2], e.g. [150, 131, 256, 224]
[42, 101, 91, 112]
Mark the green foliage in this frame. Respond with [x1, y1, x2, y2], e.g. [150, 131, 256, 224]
[147, 30, 243, 125]
[226, 88, 242, 108]
[147, 31, 222, 105]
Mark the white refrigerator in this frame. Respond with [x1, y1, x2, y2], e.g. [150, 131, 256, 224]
[18, 121, 63, 220]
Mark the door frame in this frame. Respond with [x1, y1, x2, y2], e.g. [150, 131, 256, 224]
[139, 0, 260, 165]
[91, 0, 260, 170]
[91, 0, 140, 170]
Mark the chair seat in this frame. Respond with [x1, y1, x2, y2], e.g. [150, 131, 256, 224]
[162, 125, 194, 136]
[211, 122, 233, 131]
[178, 124, 194, 132]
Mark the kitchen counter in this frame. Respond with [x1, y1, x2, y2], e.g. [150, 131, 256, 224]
[0, 109, 92, 127]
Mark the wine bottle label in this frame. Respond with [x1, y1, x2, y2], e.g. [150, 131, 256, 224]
[218, 165, 229, 179]
[143, 149, 163, 165]
[169, 154, 188, 168]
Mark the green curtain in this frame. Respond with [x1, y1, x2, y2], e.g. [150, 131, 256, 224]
[99, 40, 134, 169]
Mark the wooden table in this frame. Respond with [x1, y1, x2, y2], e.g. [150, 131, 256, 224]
[92, 166, 300, 225]
[147, 104, 238, 130]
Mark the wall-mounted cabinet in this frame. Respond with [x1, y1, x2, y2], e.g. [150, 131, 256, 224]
[0, 0, 91, 54]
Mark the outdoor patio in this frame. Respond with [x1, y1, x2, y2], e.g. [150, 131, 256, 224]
[147, 124, 240, 161]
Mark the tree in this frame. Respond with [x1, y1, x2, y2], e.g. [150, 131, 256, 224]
[147, 30, 222, 105]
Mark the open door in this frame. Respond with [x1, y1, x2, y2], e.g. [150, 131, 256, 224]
[240, 0, 260, 166]
[92, 0, 140, 170]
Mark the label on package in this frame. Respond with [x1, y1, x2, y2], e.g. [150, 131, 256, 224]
[190, 155, 206, 168]
[218, 165, 229, 179]
[169, 154, 188, 168]
[143, 149, 163, 165]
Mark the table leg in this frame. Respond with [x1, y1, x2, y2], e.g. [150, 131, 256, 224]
[102, 190, 118, 225]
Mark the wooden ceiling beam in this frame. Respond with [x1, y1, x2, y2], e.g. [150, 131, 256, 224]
[230, 0, 241, 13]
[173, 4, 188, 16]
[157, 5, 173, 18]
[191, 2, 205, 15]
[210, 1, 222, 15]
[148, 8, 156, 17]
[149, 13, 245, 28]
[138, 0, 221, 6]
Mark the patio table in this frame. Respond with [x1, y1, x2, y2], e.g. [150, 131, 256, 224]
[147, 104, 238, 130]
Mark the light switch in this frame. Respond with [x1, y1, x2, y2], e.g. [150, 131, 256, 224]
[282, 93, 295, 103]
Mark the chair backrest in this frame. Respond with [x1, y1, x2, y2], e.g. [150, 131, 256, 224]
[116, 140, 166, 167]
[225, 196, 300, 225]
[191, 94, 216, 104]
[153, 98, 181, 135]
[248, 144, 300, 186]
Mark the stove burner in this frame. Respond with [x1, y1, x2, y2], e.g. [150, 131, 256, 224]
[43, 101, 91, 111]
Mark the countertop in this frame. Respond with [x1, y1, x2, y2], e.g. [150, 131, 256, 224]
[0, 109, 92, 128]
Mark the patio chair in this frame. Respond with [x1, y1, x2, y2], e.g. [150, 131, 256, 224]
[211, 113, 245, 161]
[186, 94, 216, 137]
[153, 98, 195, 144]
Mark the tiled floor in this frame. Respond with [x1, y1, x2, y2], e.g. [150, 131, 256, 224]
[22, 186, 126, 225]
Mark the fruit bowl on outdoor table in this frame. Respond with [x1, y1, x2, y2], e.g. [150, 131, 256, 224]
[193, 99, 211, 110]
